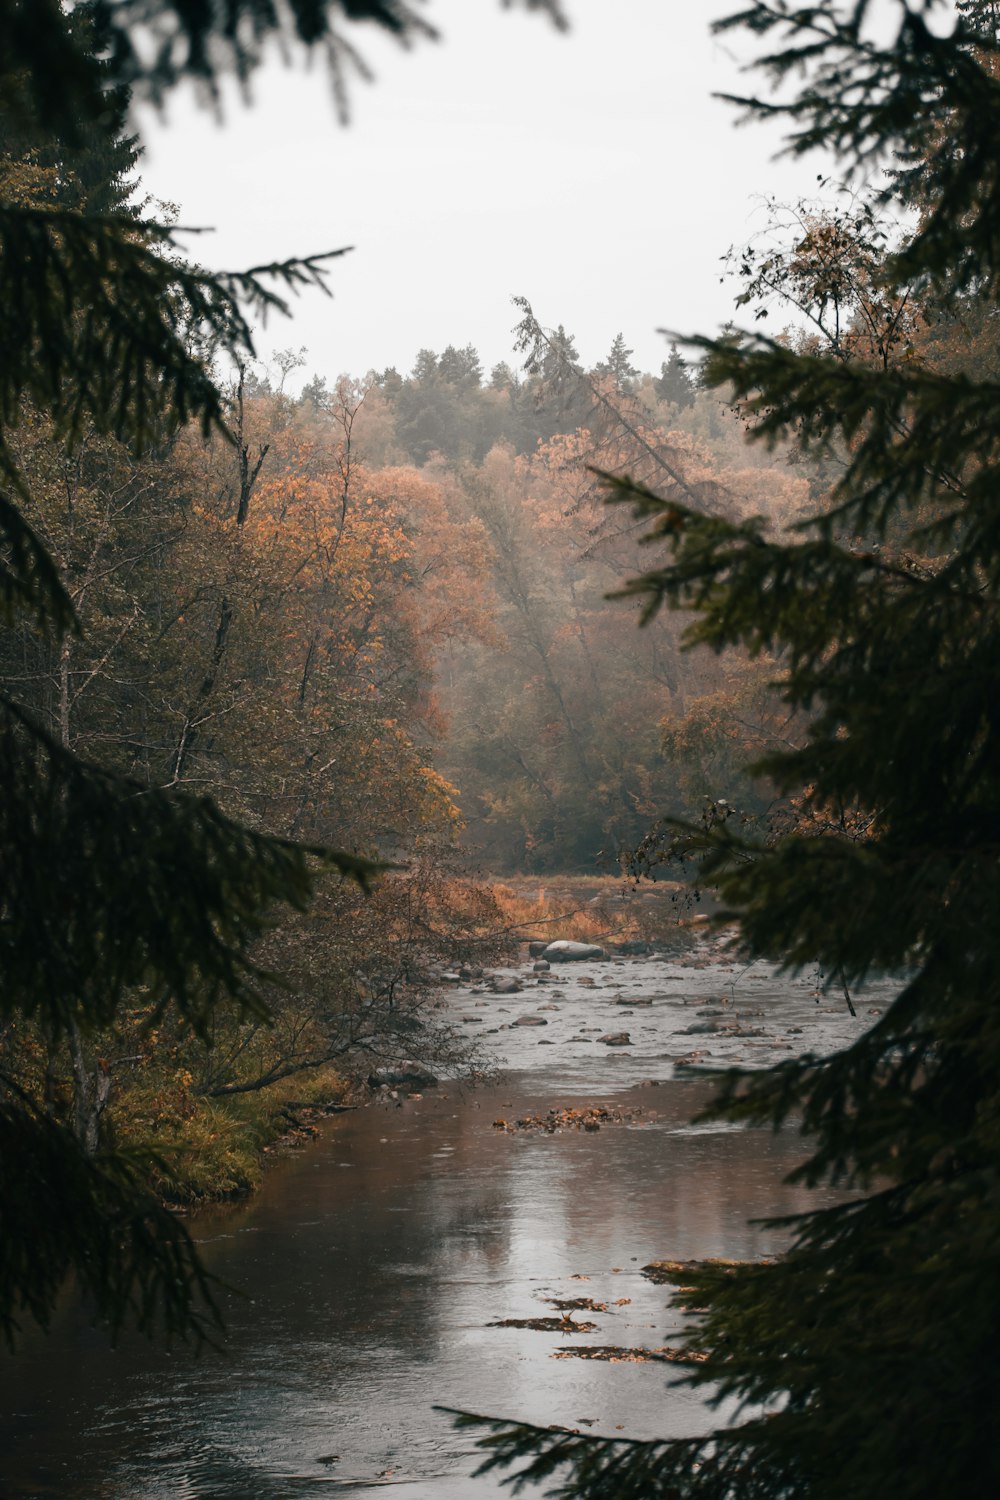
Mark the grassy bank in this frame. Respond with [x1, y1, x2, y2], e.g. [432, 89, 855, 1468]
[110, 1063, 353, 1205]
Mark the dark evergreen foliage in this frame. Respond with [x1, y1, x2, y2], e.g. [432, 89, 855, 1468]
[594, 332, 638, 392]
[654, 343, 695, 407]
[0, 699, 376, 1041]
[0, 1100, 220, 1348]
[0, 204, 345, 454]
[0, 2, 395, 1344]
[0, 0, 566, 135]
[452, 4, 1000, 1495]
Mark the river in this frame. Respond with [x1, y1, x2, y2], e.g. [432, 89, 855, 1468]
[0, 939, 894, 1497]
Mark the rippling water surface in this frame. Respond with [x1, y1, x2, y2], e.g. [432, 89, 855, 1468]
[0, 947, 896, 1497]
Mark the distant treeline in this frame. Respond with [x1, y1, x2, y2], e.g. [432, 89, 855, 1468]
[259, 327, 699, 468]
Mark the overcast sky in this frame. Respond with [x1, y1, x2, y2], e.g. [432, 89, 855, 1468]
[135, 0, 849, 388]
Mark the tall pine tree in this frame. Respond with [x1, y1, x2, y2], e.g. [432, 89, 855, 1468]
[452, 4, 1000, 1495]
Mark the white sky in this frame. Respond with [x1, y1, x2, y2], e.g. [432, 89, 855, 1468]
[135, 0, 846, 387]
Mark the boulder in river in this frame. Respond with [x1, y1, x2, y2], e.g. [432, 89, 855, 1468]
[492, 977, 523, 994]
[543, 941, 606, 963]
[527, 941, 550, 957]
[512, 1014, 548, 1026]
[367, 1061, 439, 1091]
[533, 959, 551, 972]
[598, 1032, 631, 1047]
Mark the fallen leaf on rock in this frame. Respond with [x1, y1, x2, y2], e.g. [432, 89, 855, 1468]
[551, 1344, 708, 1364]
[642, 1256, 766, 1286]
[492, 1105, 654, 1134]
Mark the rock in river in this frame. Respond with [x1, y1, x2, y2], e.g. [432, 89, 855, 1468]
[543, 941, 606, 963]
[597, 1032, 631, 1047]
[368, 1061, 439, 1090]
[492, 977, 524, 994]
[512, 1015, 548, 1026]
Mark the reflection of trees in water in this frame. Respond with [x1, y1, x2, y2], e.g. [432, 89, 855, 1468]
[196, 1099, 523, 1367]
[0, 1077, 836, 1496]
[506, 1113, 826, 1271]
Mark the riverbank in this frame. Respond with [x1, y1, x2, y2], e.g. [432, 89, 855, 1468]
[111, 1062, 358, 1205]
[114, 875, 701, 1206]
[127, 867, 874, 1207]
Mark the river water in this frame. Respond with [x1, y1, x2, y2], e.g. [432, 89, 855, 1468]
[0, 941, 895, 1498]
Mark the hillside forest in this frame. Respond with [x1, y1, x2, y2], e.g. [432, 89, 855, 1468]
[236, 318, 815, 873]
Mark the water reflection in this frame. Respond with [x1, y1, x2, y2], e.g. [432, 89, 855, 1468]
[0, 1067, 836, 1498]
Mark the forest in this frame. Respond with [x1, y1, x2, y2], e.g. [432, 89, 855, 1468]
[0, 47, 819, 1198]
[3, 3, 1000, 1499]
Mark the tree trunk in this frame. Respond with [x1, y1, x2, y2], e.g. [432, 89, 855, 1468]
[68, 1023, 110, 1155]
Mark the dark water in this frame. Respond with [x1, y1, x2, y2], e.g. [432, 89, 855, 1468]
[0, 950, 892, 1497]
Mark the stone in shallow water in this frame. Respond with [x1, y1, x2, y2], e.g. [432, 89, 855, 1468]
[597, 1032, 631, 1046]
[512, 1014, 548, 1026]
[543, 940, 606, 962]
